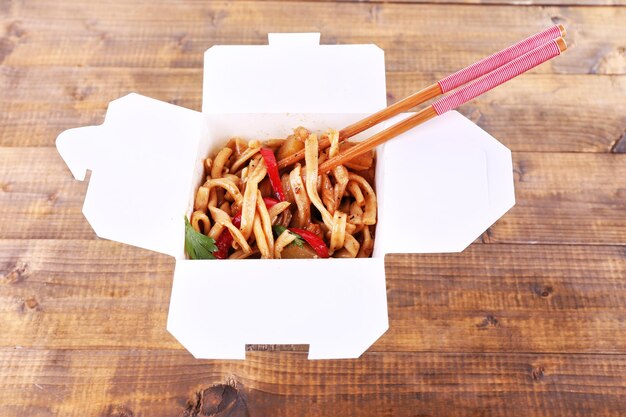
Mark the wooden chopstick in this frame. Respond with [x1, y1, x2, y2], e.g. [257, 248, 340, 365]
[276, 24, 566, 170]
[318, 37, 568, 174]
[276, 84, 441, 170]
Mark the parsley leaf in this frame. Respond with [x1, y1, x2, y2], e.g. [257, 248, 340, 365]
[184, 216, 217, 259]
[291, 234, 304, 248]
[272, 225, 304, 247]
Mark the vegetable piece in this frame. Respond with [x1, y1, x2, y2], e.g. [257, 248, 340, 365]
[281, 173, 295, 204]
[280, 241, 319, 259]
[258, 177, 272, 198]
[339, 142, 374, 171]
[276, 134, 305, 162]
[289, 227, 330, 258]
[272, 226, 319, 258]
[274, 229, 298, 259]
[272, 225, 304, 247]
[260, 147, 285, 201]
[262, 197, 279, 209]
[184, 216, 217, 259]
[213, 211, 242, 259]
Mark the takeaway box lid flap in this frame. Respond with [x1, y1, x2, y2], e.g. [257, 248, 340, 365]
[202, 33, 387, 114]
[167, 257, 389, 360]
[56, 93, 205, 258]
[376, 111, 516, 255]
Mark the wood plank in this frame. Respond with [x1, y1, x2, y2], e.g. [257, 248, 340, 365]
[0, 67, 202, 148]
[1, 2, 624, 75]
[2, 240, 625, 353]
[391, 72, 626, 153]
[493, 152, 626, 244]
[383, 244, 626, 353]
[0, 240, 176, 349]
[0, 66, 202, 148]
[2, 148, 624, 244]
[2, 67, 624, 152]
[1, 348, 625, 417]
[0, 148, 93, 239]
[1, 1, 624, 415]
[287, 0, 626, 6]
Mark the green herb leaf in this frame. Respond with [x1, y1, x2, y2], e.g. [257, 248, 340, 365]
[184, 216, 217, 259]
[272, 225, 304, 247]
[272, 225, 288, 237]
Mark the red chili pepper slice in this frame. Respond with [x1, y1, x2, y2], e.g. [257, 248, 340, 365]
[260, 148, 285, 201]
[213, 234, 231, 259]
[213, 211, 242, 259]
[289, 227, 330, 258]
[232, 212, 242, 228]
[262, 197, 279, 209]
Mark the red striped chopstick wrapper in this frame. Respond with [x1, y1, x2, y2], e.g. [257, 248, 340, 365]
[438, 25, 564, 93]
[432, 39, 564, 115]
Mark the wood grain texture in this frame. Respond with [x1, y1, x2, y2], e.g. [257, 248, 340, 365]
[1, 349, 625, 417]
[383, 245, 626, 353]
[2, 148, 624, 244]
[2, 240, 625, 353]
[1, 2, 624, 75]
[2, 2, 624, 151]
[0, 147, 93, 239]
[276, 0, 626, 6]
[2, 0, 625, 415]
[391, 72, 626, 153]
[2, 67, 624, 152]
[496, 152, 626, 245]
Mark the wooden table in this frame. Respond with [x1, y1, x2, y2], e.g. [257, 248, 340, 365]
[1, 1, 625, 416]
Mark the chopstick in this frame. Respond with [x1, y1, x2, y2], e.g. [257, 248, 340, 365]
[318, 37, 567, 173]
[276, 24, 566, 170]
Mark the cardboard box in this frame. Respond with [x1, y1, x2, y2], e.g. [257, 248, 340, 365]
[56, 33, 515, 359]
